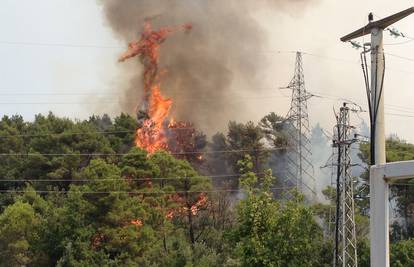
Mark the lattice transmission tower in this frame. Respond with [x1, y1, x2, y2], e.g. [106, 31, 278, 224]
[333, 103, 358, 267]
[283, 51, 315, 198]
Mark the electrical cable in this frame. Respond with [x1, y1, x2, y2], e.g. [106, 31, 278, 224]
[0, 186, 288, 195]
[370, 49, 379, 165]
[385, 52, 414, 62]
[0, 173, 264, 183]
[0, 147, 291, 157]
[0, 93, 289, 105]
[0, 41, 123, 49]
[374, 53, 386, 119]
[0, 92, 119, 96]
[384, 38, 414, 46]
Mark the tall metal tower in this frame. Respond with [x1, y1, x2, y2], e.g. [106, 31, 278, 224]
[284, 51, 315, 198]
[333, 103, 357, 267]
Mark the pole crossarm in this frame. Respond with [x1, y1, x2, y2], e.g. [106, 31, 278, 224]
[371, 160, 414, 182]
[340, 7, 414, 42]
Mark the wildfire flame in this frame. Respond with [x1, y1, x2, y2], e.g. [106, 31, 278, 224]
[119, 20, 191, 154]
[130, 219, 143, 227]
[165, 193, 208, 219]
[135, 84, 173, 153]
[119, 21, 207, 221]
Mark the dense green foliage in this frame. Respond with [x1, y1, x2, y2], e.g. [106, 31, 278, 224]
[229, 156, 326, 267]
[2, 112, 414, 265]
[391, 238, 414, 267]
[0, 113, 327, 266]
[358, 137, 414, 265]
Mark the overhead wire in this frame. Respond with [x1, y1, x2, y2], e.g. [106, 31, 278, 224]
[0, 147, 291, 157]
[0, 173, 263, 183]
[384, 38, 414, 46]
[0, 41, 123, 49]
[0, 186, 289, 195]
[0, 95, 290, 105]
[385, 52, 414, 62]
[307, 90, 414, 118]
[384, 26, 414, 46]
[0, 92, 120, 96]
[0, 96, 412, 141]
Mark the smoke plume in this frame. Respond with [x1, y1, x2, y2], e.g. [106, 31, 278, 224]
[99, 0, 314, 133]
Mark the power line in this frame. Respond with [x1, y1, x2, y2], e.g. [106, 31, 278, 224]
[0, 97, 412, 141]
[386, 113, 414, 118]
[384, 39, 414, 46]
[0, 92, 119, 96]
[0, 94, 290, 105]
[0, 127, 209, 139]
[0, 41, 123, 49]
[0, 130, 136, 138]
[2, 40, 414, 75]
[385, 52, 414, 62]
[7, 173, 414, 187]
[309, 91, 414, 117]
[303, 51, 359, 64]
[0, 147, 290, 157]
[0, 186, 289, 195]
[3, 42, 414, 74]
[0, 173, 262, 183]
[273, 50, 414, 75]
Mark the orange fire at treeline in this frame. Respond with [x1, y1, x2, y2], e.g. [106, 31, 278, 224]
[118, 20, 192, 154]
[118, 20, 207, 221]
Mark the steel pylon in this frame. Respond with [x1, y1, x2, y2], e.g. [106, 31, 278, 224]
[284, 51, 316, 198]
[333, 103, 358, 267]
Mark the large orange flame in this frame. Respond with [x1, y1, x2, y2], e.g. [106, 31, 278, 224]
[119, 20, 191, 154]
[135, 84, 173, 153]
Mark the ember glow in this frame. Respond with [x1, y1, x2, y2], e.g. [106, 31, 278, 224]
[130, 219, 143, 227]
[166, 193, 208, 219]
[119, 20, 191, 154]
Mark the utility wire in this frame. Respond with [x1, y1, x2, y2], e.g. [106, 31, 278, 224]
[0, 147, 290, 157]
[0, 127, 209, 138]
[0, 186, 289, 195]
[0, 41, 123, 49]
[0, 173, 262, 183]
[385, 52, 414, 63]
[0, 92, 120, 96]
[0, 89, 413, 116]
[0, 130, 136, 138]
[2, 42, 414, 74]
[386, 113, 414, 118]
[384, 39, 414, 46]
[2, 41, 414, 74]
[0, 96, 288, 105]
[308, 92, 414, 118]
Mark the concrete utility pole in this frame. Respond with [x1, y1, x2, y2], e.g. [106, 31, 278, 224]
[284, 52, 316, 199]
[333, 103, 358, 267]
[340, 7, 414, 267]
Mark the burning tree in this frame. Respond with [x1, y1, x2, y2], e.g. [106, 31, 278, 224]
[118, 21, 213, 247]
[167, 120, 207, 166]
[118, 19, 192, 154]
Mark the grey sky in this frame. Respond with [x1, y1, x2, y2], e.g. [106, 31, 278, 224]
[1, 1, 414, 141]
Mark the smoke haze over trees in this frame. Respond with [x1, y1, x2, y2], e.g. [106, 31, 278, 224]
[98, 0, 315, 133]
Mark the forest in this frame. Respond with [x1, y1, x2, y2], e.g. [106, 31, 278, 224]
[1, 112, 414, 266]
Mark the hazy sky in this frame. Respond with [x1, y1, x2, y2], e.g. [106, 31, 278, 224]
[1, 1, 414, 141]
